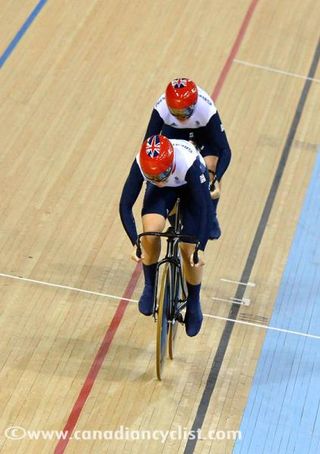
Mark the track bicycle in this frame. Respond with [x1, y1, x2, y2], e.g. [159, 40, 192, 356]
[136, 199, 200, 380]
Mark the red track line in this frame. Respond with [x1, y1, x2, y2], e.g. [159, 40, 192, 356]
[212, 0, 259, 101]
[54, 263, 141, 454]
[54, 1, 259, 451]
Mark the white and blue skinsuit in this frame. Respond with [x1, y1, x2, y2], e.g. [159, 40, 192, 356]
[144, 86, 231, 182]
[119, 139, 210, 335]
[119, 140, 212, 251]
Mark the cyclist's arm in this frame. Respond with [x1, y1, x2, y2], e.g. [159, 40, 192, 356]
[143, 109, 164, 140]
[203, 111, 232, 180]
[185, 164, 210, 251]
[119, 160, 144, 245]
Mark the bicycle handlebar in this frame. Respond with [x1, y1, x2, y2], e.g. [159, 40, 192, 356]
[136, 231, 200, 265]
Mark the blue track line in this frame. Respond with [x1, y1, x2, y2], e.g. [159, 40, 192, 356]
[0, 0, 48, 69]
[233, 150, 320, 454]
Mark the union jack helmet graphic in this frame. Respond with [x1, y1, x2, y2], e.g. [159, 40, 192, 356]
[165, 78, 198, 110]
[140, 135, 174, 182]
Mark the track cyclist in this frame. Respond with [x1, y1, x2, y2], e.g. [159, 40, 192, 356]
[144, 78, 232, 239]
[119, 135, 212, 336]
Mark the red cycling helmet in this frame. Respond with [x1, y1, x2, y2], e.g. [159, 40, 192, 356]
[165, 78, 198, 118]
[140, 135, 174, 182]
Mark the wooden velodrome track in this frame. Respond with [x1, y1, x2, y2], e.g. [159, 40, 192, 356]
[0, 0, 319, 453]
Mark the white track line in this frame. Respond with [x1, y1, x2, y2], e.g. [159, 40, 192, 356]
[220, 278, 256, 287]
[0, 272, 138, 303]
[231, 297, 251, 305]
[234, 59, 320, 83]
[1, 272, 319, 340]
[211, 296, 250, 306]
[204, 314, 320, 340]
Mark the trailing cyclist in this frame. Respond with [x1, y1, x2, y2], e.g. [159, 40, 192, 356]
[119, 134, 212, 337]
[143, 78, 232, 240]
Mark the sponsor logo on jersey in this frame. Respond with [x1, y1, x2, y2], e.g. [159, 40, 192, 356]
[200, 174, 206, 184]
[180, 143, 193, 153]
[199, 93, 213, 106]
[220, 123, 225, 132]
[155, 95, 165, 107]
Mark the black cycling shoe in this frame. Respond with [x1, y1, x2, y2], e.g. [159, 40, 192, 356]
[138, 285, 154, 316]
[184, 305, 203, 337]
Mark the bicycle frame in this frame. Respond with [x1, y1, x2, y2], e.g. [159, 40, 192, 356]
[136, 198, 200, 379]
[136, 199, 199, 324]
[153, 234, 186, 323]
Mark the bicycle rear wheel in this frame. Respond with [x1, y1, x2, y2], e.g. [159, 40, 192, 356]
[168, 264, 180, 360]
[168, 319, 178, 359]
[156, 264, 171, 380]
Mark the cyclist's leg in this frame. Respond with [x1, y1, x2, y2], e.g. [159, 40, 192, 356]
[141, 213, 165, 263]
[179, 243, 204, 337]
[138, 213, 166, 315]
[178, 189, 211, 336]
[200, 146, 221, 240]
[138, 184, 177, 315]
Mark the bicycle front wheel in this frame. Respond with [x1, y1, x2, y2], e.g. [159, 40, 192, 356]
[168, 264, 180, 360]
[156, 263, 171, 380]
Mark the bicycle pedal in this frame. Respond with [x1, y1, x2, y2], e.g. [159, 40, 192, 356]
[176, 313, 184, 324]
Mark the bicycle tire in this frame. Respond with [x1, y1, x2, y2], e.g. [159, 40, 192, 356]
[168, 321, 178, 359]
[168, 264, 179, 359]
[156, 263, 170, 380]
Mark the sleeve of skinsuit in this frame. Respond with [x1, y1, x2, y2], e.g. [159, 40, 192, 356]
[143, 109, 164, 141]
[204, 111, 232, 181]
[119, 160, 144, 245]
[185, 162, 210, 251]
